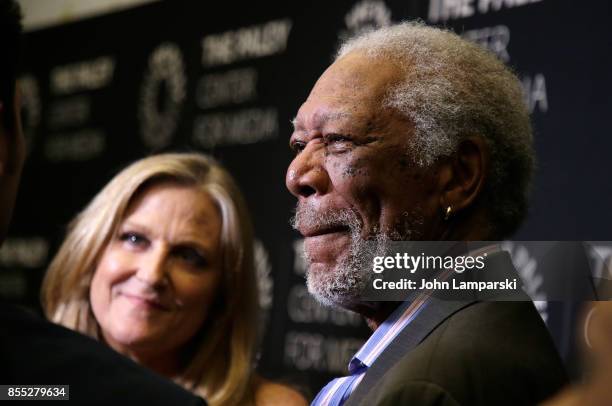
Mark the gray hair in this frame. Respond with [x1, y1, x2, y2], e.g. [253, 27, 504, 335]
[337, 22, 534, 238]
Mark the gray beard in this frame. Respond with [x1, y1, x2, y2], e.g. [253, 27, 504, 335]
[291, 202, 421, 308]
[305, 231, 388, 308]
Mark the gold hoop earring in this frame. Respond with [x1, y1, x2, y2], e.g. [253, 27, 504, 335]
[444, 206, 452, 221]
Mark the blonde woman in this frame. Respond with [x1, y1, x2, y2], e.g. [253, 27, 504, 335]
[42, 153, 306, 406]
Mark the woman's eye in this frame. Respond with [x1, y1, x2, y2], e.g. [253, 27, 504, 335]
[174, 247, 208, 268]
[119, 232, 149, 248]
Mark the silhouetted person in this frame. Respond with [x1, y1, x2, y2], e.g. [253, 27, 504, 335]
[0, 2, 205, 404]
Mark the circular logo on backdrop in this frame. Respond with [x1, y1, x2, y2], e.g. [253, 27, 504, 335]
[253, 239, 274, 358]
[17, 75, 41, 154]
[254, 239, 274, 311]
[139, 42, 186, 149]
[341, 0, 392, 40]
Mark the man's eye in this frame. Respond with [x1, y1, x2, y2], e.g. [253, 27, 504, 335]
[290, 141, 306, 154]
[119, 232, 149, 248]
[324, 134, 353, 151]
[173, 246, 208, 268]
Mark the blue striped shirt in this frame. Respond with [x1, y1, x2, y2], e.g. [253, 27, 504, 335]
[311, 295, 430, 406]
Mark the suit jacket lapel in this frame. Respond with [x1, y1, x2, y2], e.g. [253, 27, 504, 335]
[344, 251, 523, 406]
[344, 298, 477, 406]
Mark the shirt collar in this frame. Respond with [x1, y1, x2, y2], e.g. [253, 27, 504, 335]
[350, 297, 427, 371]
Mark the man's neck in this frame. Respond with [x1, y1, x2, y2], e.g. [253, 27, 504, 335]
[352, 301, 402, 331]
[352, 209, 496, 331]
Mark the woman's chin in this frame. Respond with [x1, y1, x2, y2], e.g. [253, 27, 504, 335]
[103, 326, 163, 353]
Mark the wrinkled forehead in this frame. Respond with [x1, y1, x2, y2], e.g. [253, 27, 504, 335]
[292, 107, 354, 132]
[313, 52, 400, 100]
[123, 181, 217, 226]
[294, 52, 402, 130]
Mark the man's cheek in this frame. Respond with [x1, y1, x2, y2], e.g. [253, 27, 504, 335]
[326, 155, 371, 180]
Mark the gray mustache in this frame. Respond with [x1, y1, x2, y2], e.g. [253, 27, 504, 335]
[291, 202, 362, 233]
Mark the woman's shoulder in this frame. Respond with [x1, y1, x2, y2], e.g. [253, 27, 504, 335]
[254, 376, 308, 406]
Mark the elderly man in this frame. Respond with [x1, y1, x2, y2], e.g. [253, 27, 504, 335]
[287, 22, 567, 405]
[0, 1, 204, 404]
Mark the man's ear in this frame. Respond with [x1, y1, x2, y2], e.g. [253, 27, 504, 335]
[434, 136, 489, 215]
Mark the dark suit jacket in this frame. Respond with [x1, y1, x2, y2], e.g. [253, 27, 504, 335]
[345, 254, 568, 406]
[0, 305, 206, 405]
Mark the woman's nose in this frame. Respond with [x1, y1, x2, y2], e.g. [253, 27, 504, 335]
[135, 247, 169, 287]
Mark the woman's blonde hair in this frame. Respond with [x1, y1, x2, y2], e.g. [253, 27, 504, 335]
[42, 152, 259, 406]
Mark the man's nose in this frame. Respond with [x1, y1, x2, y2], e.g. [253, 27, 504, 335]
[286, 142, 330, 198]
[135, 247, 169, 287]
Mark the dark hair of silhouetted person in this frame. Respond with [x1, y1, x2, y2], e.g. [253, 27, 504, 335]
[0, 0, 23, 131]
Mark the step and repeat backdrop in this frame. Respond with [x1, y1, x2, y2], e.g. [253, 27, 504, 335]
[2, 0, 611, 394]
